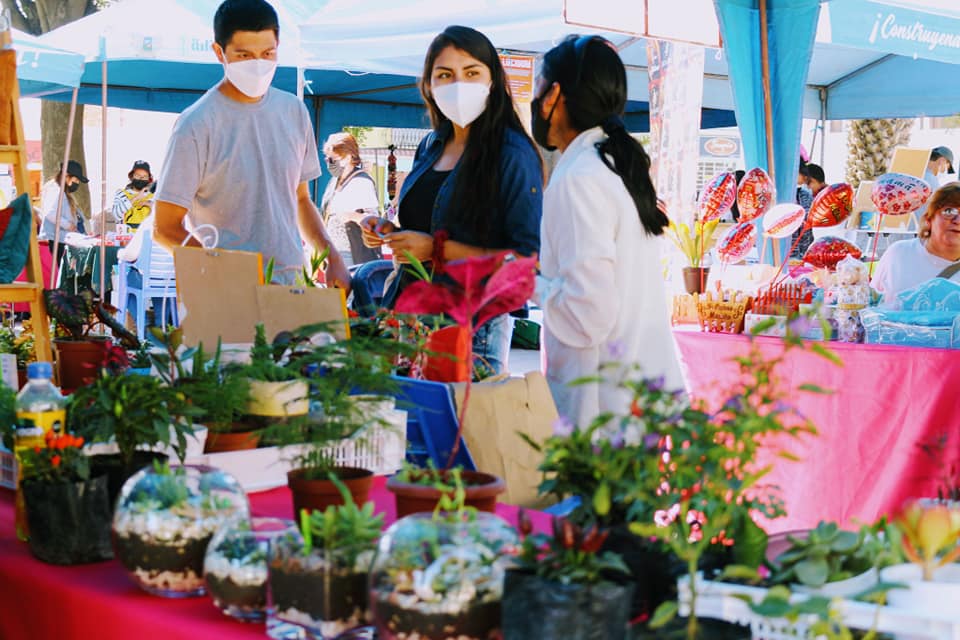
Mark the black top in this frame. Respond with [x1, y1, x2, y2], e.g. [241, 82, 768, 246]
[398, 168, 450, 233]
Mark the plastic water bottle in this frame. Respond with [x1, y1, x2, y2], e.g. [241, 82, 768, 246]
[14, 362, 66, 541]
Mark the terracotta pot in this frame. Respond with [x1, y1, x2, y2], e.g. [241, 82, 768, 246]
[287, 466, 374, 516]
[54, 337, 111, 392]
[204, 425, 261, 453]
[387, 470, 506, 518]
[682, 267, 710, 295]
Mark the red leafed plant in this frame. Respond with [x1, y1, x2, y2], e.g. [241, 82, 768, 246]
[395, 250, 537, 468]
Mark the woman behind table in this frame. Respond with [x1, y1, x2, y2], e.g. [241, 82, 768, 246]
[531, 35, 683, 427]
[111, 160, 154, 229]
[872, 182, 960, 305]
[321, 132, 381, 267]
[360, 25, 542, 376]
[38, 160, 88, 264]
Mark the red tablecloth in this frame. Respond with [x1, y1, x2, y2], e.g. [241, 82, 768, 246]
[0, 478, 548, 640]
[674, 330, 959, 533]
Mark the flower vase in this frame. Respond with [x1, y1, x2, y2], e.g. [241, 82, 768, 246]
[682, 267, 710, 295]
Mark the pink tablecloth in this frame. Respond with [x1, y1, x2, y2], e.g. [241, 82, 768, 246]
[674, 330, 960, 533]
[0, 478, 548, 640]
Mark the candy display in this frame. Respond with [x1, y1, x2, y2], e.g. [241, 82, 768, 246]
[717, 222, 757, 265]
[802, 237, 862, 270]
[871, 173, 932, 216]
[736, 167, 776, 223]
[762, 203, 806, 238]
[698, 172, 738, 222]
[806, 183, 854, 229]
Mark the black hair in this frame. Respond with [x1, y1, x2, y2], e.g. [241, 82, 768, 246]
[805, 163, 825, 183]
[420, 26, 542, 242]
[214, 0, 279, 49]
[730, 169, 746, 221]
[541, 35, 667, 236]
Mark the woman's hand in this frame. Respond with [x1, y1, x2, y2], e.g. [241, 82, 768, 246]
[385, 230, 433, 264]
[359, 215, 396, 247]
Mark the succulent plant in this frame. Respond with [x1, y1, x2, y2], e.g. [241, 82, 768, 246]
[770, 521, 875, 588]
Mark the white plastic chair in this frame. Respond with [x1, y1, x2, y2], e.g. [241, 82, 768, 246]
[115, 229, 178, 340]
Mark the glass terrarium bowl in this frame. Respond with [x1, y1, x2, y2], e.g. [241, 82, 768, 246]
[205, 516, 297, 622]
[112, 464, 249, 598]
[267, 526, 377, 640]
[369, 512, 519, 640]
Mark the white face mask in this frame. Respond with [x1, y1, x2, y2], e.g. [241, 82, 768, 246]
[431, 82, 490, 128]
[223, 58, 277, 98]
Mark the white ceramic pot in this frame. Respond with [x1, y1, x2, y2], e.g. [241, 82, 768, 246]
[247, 380, 310, 417]
[794, 566, 878, 598]
[881, 563, 960, 614]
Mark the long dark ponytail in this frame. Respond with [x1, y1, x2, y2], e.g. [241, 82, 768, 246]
[542, 35, 667, 236]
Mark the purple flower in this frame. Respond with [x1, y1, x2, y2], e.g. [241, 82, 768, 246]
[552, 416, 575, 438]
[609, 433, 625, 449]
[647, 376, 666, 392]
[606, 340, 626, 361]
[643, 433, 661, 451]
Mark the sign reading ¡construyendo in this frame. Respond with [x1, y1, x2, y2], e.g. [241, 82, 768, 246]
[821, 1, 960, 66]
[499, 54, 535, 103]
[700, 136, 740, 157]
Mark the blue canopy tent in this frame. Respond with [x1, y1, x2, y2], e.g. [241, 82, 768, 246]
[11, 28, 85, 98]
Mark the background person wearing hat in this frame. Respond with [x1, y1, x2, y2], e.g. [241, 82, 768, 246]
[38, 159, 88, 263]
[926, 146, 954, 190]
[111, 160, 155, 229]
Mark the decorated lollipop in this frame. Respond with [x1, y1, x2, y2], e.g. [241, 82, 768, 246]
[871, 173, 932, 216]
[736, 168, 775, 222]
[717, 222, 757, 265]
[698, 172, 738, 222]
[806, 183, 854, 229]
[762, 203, 805, 238]
[803, 236, 862, 270]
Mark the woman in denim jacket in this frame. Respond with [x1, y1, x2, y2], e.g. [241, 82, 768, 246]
[361, 26, 543, 376]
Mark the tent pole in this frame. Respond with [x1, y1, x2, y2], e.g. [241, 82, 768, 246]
[52, 87, 79, 282]
[819, 87, 827, 166]
[759, 0, 775, 182]
[99, 39, 108, 302]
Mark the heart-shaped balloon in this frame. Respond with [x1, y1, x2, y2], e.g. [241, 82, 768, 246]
[763, 203, 805, 238]
[698, 172, 738, 222]
[807, 183, 854, 229]
[803, 236, 862, 270]
[736, 168, 776, 223]
[870, 173, 932, 216]
[717, 222, 757, 265]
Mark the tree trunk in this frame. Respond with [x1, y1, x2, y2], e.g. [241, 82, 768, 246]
[40, 101, 89, 217]
[844, 119, 914, 190]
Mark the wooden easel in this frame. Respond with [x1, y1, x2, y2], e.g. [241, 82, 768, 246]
[0, 31, 53, 363]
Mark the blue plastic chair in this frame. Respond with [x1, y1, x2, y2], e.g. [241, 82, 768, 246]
[389, 375, 476, 471]
[115, 229, 178, 340]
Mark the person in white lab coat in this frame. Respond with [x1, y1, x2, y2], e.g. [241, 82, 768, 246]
[531, 35, 684, 427]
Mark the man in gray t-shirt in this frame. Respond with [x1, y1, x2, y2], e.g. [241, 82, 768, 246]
[155, 0, 349, 290]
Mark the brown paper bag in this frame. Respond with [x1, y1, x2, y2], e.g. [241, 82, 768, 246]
[255, 285, 349, 342]
[452, 371, 558, 509]
[173, 246, 263, 347]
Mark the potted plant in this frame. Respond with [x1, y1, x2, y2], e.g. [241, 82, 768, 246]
[268, 476, 384, 638]
[19, 430, 113, 564]
[203, 516, 297, 622]
[243, 324, 309, 423]
[503, 513, 632, 639]
[388, 251, 535, 514]
[127, 342, 152, 376]
[0, 320, 35, 387]
[881, 499, 960, 613]
[43, 287, 111, 391]
[270, 319, 415, 515]
[112, 461, 249, 597]
[369, 496, 518, 640]
[389, 463, 505, 519]
[767, 521, 881, 597]
[665, 218, 719, 294]
[69, 369, 201, 503]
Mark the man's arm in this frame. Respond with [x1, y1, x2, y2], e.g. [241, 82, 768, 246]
[154, 200, 199, 250]
[296, 182, 350, 292]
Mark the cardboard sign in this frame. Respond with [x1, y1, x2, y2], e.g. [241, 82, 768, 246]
[255, 285, 349, 342]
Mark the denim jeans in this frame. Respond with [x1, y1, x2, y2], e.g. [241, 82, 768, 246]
[472, 313, 512, 377]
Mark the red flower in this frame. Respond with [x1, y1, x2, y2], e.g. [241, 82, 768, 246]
[630, 399, 644, 417]
[33, 446, 41, 454]
[50, 455, 61, 468]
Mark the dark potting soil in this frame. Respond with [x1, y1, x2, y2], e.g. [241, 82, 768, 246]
[270, 564, 368, 622]
[375, 597, 501, 640]
[114, 531, 212, 576]
[206, 573, 266, 610]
